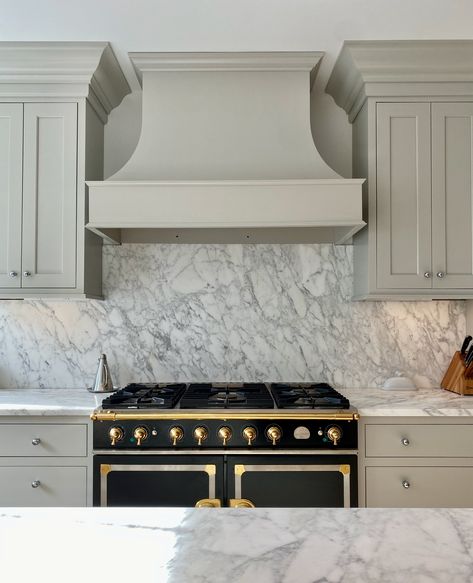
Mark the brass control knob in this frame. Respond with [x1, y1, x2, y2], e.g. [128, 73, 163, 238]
[327, 425, 342, 447]
[169, 426, 184, 446]
[194, 426, 208, 446]
[242, 426, 257, 446]
[266, 426, 282, 446]
[109, 426, 124, 446]
[133, 426, 148, 446]
[218, 426, 232, 446]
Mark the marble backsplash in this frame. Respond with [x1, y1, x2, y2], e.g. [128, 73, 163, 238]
[0, 244, 465, 389]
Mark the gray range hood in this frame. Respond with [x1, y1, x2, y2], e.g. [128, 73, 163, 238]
[87, 52, 364, 245]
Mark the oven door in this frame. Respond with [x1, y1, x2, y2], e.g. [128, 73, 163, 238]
[226, 454, 357, 508]
[93, 455, 224, 507]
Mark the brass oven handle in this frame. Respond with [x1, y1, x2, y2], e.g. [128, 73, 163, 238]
[229, 498, 256, 508]
[195, 498, 222, 508]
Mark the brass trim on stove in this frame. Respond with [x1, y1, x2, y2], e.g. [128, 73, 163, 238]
[229, 498, 255, 508]
[195, 498, 222, 508]
[91, 410, 359, 421]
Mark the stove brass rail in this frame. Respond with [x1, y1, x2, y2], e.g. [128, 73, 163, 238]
[91, 410, 360, 421]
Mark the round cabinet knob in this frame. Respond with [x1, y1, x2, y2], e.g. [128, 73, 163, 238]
[437, 271, 445, 279]
[133, 426, 148, 446]
[242, 426, 257, 446]
[169, 426, 184, 446]
[423, 271, 432, 279]
[402, 480, 410, 489]
[9, 271, 18, 278]
[109, 426, 124, 446]
[401, 438, 410, 446]
[31, 480, 41, 489]
[23, 271, 31, 277]
[218, 426, 232, 446]
[266, 426, 282, 446]
[327, 425, 342, 447]
[193, 426, 208, 446]
[31, 438, 41, 446]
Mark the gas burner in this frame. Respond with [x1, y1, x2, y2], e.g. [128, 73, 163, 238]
[270, 383, 350, 409]
[101, 383, 186, 409]
[179, 383, 274, 409]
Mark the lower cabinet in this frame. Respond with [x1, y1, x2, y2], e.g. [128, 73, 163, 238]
[0, 466, 87, 507]
[362, 419, 473, 508]
[0, 417, 91, 507]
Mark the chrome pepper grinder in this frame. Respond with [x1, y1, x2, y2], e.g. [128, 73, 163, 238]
[88, 353, 115, 393]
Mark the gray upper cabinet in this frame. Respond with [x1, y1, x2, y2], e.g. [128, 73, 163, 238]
[327, 40, 473, 299]
[0, 43, 130, 299]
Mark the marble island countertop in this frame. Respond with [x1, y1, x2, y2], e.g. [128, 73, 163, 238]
[0, 506, 472, 582]
[0, 386, 472, 417]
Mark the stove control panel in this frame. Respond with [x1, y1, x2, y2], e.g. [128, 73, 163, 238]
[95, 418, 358, 450]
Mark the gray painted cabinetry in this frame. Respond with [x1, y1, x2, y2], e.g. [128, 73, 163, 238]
[359, 418, 473, 508]
[327, 41, 473, 299]
[0, 43, 130, 299]
[0, 418, 91, 507]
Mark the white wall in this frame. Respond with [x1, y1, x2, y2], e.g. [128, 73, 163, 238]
[1, 0, 472, 177]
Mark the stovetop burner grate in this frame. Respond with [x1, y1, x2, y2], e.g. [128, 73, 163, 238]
[179, 383, 275, 409]
[270, 383, 350, 409]
[101, 383, 187, 409]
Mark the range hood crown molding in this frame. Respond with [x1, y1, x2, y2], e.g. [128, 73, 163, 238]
[87, 50, 364, 245]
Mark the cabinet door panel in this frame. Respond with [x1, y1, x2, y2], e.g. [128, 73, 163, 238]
[376, 103, 432, 289]
[432, 103, 473, 288]
[0, 104, 23, 288]
[22, 103, 77, 288]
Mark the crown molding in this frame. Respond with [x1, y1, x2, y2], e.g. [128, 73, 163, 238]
[0, 42, 130, 122]
[130, 51, 324, 89]
[326, 40, 473, 120]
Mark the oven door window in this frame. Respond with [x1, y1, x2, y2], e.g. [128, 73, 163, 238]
[226, 455, 357, 508]
[94, 455, 224, 507]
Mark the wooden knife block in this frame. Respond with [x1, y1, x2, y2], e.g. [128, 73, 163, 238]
[441, 351, 473, 395]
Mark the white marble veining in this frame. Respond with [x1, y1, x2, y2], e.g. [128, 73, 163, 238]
[0, 507, 472, 582]
[0, 244, 465, 389]
[0, 389, 101, 416]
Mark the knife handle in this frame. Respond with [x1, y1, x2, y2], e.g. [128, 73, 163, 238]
[461, 336, 473, 355]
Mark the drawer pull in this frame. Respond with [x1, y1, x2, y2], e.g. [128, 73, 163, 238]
[31, 438, 41, 446]
[401, 438, 410, 446]
[402, 480, 410, 489]
[31, 480, 41, 489]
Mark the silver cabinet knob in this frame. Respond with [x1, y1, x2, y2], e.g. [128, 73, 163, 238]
[31, 480, 41, 488]
[402, 480, 410, 489]
[31, 438, 41, 446]
[401, 438, 410, 446]
[9, 271, 18, 278]
[436, 271, 445, 278]
[23, 271, 31, 277]
[423, 271, 431, 279]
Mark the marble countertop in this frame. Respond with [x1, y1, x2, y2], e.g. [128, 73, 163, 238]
[0, 506, 472, 582]
[0, 386, 472, 418]
[0, 388, 102, 415]
[344, 387, 473, 417]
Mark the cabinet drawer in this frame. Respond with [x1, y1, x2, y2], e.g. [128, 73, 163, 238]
[0, 466, 86, 506]
[366, 466, 473, 508]
[365, 424, 473, 457]
[0, 424, 87, 457]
